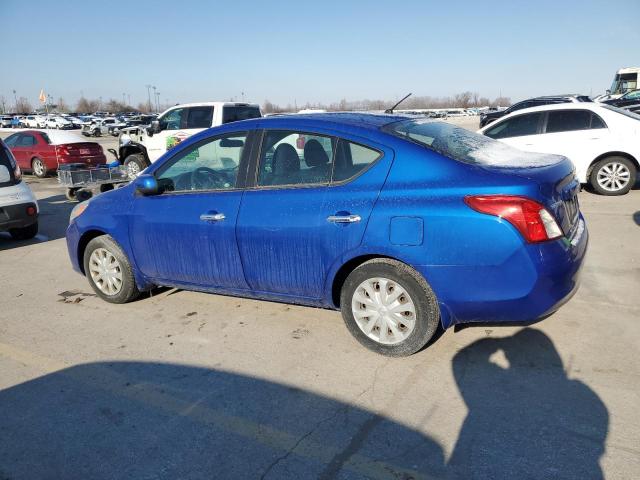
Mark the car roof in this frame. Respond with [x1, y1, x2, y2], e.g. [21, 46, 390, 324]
[244, 112, 410, 132]
[164, 102, 261, 109]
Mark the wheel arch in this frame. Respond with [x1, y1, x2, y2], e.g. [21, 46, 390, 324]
[587, 151, 639, 178]
[77, 229, 108, 275]
[118, 143, 150, 167]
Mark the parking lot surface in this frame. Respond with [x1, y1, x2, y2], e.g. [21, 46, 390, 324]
[0, 126, 639, 479]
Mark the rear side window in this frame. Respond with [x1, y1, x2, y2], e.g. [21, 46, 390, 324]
[545, 110, 605, 133]
[484, 112, 542, 139]
[185, 106, 214, 129]
[333, 140, 381, 182]
[222, 106, 261, 124]
[3, 134, 20, 147]
[257, 130, 335, 187]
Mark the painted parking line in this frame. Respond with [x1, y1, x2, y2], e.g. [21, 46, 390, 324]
[0, 341, 435, 480]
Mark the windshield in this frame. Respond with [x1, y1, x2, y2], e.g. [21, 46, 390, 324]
[385, 120, 562, 168]
[222, 106, 261, 124]
[610, 73, 638, 95]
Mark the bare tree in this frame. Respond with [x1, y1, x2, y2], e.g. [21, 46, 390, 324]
[57, 97, 69, 113]
[15, 97, 33, 114]
[76, 97, 99, 113]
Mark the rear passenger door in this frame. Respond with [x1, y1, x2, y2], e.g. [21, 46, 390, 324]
[236, 130, 392, 300]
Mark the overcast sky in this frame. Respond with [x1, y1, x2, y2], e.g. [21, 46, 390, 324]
[1, 0, 638, 108]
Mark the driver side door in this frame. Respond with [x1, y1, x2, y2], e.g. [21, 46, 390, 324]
[129, 131, 251, 289]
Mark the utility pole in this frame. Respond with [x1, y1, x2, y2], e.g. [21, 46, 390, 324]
[152, 86, 157, 112]
[122, 93, 126, 105]
[155, 91, 160, 112]
[12, 90, 17, 112]
[145, 85, 152, 112]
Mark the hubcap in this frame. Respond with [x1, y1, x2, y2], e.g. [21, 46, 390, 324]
[33, 160, 43, 175]
[126, 161, 141, 178]
[89, 248, 123, 296]
[597, 162, 630, 192]
[351, 277, 416, 345]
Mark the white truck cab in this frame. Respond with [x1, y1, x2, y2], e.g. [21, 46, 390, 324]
[596, 67, 640, 101]
[118, 102, 261, 176]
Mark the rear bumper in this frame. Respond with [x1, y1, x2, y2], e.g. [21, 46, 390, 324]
[0, 202, 38, 232]
[421, 216, 589, 328]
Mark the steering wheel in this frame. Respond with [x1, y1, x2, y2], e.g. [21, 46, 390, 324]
[190, 167, 228, 190]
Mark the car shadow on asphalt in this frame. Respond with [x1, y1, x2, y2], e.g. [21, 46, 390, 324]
[0, 193, 74, 250]
[0, 328, 608, 479]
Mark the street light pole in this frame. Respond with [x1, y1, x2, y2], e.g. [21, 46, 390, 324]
[12, 90, 17, 112]
[152, 86, 157, 113]
[145, 85, 152, 112]
[155, 92, 160, 112]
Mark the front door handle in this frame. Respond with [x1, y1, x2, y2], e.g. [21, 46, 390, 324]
[200, 212, 225, 222]
[327, 214, 361, 224]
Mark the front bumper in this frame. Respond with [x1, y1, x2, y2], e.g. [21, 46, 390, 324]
[0, 202, 38, 232]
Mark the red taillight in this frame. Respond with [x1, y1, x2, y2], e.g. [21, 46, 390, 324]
[296, 135, 306, 149]
[464, 195, 562, 243]
[26, 205, 36, 216]
[55, 144, 70, 156]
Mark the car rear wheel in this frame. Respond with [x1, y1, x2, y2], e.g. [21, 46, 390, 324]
[93, 129, 101, 137]
[590, 156, 636, 196]
[31, 157, 47, 178]
[9, 222, 38, 240]
[83, 235, 140, 304]
[340, 258, 440, 356]
[124, 154, 146, 178]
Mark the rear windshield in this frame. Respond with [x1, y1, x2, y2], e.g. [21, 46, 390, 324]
[222, 106, 261, 124]
[601, 104, 640, 121]
[385, 119, 561, 169]
[0, 141, 17, 186]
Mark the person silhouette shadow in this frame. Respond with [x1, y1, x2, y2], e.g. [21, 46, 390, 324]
[448, 328, 608, 480]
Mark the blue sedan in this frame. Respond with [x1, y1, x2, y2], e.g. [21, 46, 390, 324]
[66, 114, 588, 356]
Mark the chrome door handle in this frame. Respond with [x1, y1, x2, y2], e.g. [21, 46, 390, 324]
[327, 214, 361, 223]
[200, 213, 225, 222]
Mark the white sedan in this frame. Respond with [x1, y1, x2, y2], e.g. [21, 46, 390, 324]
[477, 103, 640, 195]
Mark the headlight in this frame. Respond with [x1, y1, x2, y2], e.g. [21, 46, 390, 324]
[119, 134, 131, 146]
[69, 200, 90, 223]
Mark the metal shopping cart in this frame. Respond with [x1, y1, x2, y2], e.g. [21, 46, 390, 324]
[57, 163, 131, 202]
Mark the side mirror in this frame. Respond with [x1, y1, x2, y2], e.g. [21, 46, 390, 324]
[134, 174, 159, 195]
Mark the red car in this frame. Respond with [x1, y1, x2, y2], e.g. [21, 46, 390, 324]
[3, 130, 107, 178]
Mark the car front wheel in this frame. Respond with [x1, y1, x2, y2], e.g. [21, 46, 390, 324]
[340, 258, 440, 357]
[83, 235, 141, 303]
[590, 156, 636, 195]
[124, 154, 146, 178]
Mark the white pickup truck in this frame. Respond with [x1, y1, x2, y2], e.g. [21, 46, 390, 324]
[117, 102, 261, 176]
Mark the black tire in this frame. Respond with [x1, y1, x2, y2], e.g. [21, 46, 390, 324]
[99, 183, 114, 193]
[75, 189, 93, 202]
[65, 188, 79, 201]
[123, 153, 147, 177]
[83, 235, 141, 304]
[340, 258, 440, 357]
[31, 157, 47, 178]
[589, 156, 637, 196]
[93, 129, 101, 137]
[9, 222, 38, 240]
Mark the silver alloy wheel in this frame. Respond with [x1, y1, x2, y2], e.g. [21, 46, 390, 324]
[32, 159, 44, 176]
[597, 162, 631, 192]
[351, 277, 416, 345]
[89, 248, 123, 296]
[126, 161, 140, 178]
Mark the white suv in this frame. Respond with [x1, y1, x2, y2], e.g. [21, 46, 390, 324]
[0, 139, 39, 240]
[478, 103, 640, 195]
[117, 102, 261, 176]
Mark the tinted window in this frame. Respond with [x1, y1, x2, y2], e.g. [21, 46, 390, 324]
[157, 133, 246, 192]
[222, 106, 261, 124]
[590, 113, 607, 129]
[258, 131, 335, 187]
[0, 141, 17, 186]
[160, 108, 184, 130]
[508, 101, 531, 113]
[484, 113, 542, 139]
[624, 90, 640, 100]
[17, 134, 37, 147]
[333, 140, 381, 182]
[546, 110, 593, 133]
[185, 106, 214, 129]
[3, 134, 20, 147]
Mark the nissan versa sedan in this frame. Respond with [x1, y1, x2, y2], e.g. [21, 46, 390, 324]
[66, 114, 588, 356]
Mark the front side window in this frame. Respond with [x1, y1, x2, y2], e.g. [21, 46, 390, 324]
[484, 113, 542, 139]
[257, 131, 335, 187]
[160, 108, 185, 131]
[185, 106, 214, 129]
[156, 132, 247, 192]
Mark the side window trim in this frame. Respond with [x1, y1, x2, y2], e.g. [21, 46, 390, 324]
[485, 112, 543, 139]
[542, 109, 607, 134]
[152, 130, 249, 194]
